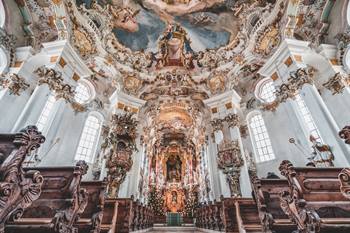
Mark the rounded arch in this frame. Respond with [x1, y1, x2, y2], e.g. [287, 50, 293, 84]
[254, 77, 276, 103]
[75, 78, 96, 104]
[88, 110, 104, 122]
[0, 0, 5, 28]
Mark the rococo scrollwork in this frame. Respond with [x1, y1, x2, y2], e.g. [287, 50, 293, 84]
[0, 125, 45, 233]
[102, 114, 138, 197]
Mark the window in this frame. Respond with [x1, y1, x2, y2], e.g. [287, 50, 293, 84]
[0, 0, 5, 28]
[0, 48, 8, 75]
[255, 78, 276, 103]
[74, 82, 91, 104]
[75, 115, 102, 163]
[294, 94, 322, 143]
[249, 113, 275, 162]
[36, 94, 56, 132]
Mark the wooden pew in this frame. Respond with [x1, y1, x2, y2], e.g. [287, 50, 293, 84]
[0, 126, 45, 233]
[252, 177, 296, 233]
[108, 198, 134, 233]
[100, 199, 118, 233]
[279, 160, 350, 233]
[221, 197, 237, 233]
[221, 197, 263, 233]
[6, 161, 89, 233]
[76, 180, 107, 233]
[213, 200, 224, 231]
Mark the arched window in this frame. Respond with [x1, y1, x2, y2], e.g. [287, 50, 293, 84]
[255, 78, 276, 103]
[74, 81, 93, 104]
[248, 113, 275, 162]
[294, 94, 322, 143]
[0, 0, 5, 28]
[0, 48, 8, 75]
[347, 1, 350, 26]
[75, 114, 102, 163]
[36, 93, 57, 132]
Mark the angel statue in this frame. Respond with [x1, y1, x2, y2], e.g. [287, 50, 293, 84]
[308, 135, 334, 167]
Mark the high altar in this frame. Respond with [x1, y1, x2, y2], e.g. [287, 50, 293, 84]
[150, 141, 198, 214]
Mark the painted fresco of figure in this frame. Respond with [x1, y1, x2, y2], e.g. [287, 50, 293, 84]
[167, 155, 182, 182]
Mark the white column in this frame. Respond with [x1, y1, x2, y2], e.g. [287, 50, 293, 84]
[12, 85, 51, 132]
[229, 126, 252, 197]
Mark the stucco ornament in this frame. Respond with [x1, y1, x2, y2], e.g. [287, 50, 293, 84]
[0, 73, 29, 96]
[323, 73, 350, 95]
[101, 114, 138, 197]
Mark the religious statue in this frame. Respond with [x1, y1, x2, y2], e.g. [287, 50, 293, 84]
[308, 135, 334, 167]
[166, 155, 182, 182]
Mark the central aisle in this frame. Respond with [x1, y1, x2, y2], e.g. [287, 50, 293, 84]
[148, 226, 201, 232]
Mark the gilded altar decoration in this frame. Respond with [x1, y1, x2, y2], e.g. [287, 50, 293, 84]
[217, 140, 243, 196]
[165, 184, 185, 213]
[0, 73, 30, 96]
[323, 73, 350, 95]
[102, 114, 138, 197]
[35, 66, 76, 103]
[339, 125, 350, 145]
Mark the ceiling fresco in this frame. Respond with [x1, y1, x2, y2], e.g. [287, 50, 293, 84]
[77, 0, 232, 52]
[8, 0, 335, 172]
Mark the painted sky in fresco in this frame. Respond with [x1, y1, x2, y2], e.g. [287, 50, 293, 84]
[114, 9, 230, 52]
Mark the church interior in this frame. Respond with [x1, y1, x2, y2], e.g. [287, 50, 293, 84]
[1, 0, 350, 232]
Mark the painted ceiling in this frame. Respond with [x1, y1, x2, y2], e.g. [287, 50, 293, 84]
[9, 0, 334, 155]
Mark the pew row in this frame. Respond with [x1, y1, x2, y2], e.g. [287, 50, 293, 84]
[0, 126, 45, 233]
[6, 161, 89, 233]
[252, 178, 296, 233]
[279, 160, 350, 233]
[196, 197, 261, 233]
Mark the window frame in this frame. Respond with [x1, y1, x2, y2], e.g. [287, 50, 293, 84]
[74, 79, 96, 105]
[247, 111, 276, 163]
[254, 78, 276, 103]
[36, 92, 59, 134]
[292, 93, 323, 146]
[74, 112, 103, 164]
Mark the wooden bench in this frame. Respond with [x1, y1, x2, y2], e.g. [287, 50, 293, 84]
[6, 161, 89, 233]
[76, 180, 107, 233]
[233, 198, 262, 233]
[0, 126, 45, 233]
[252, 177, 296, 233]
[100, 198, 118, 233]
[221, 197, 262, 233]
[279, 160, 350, 233]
